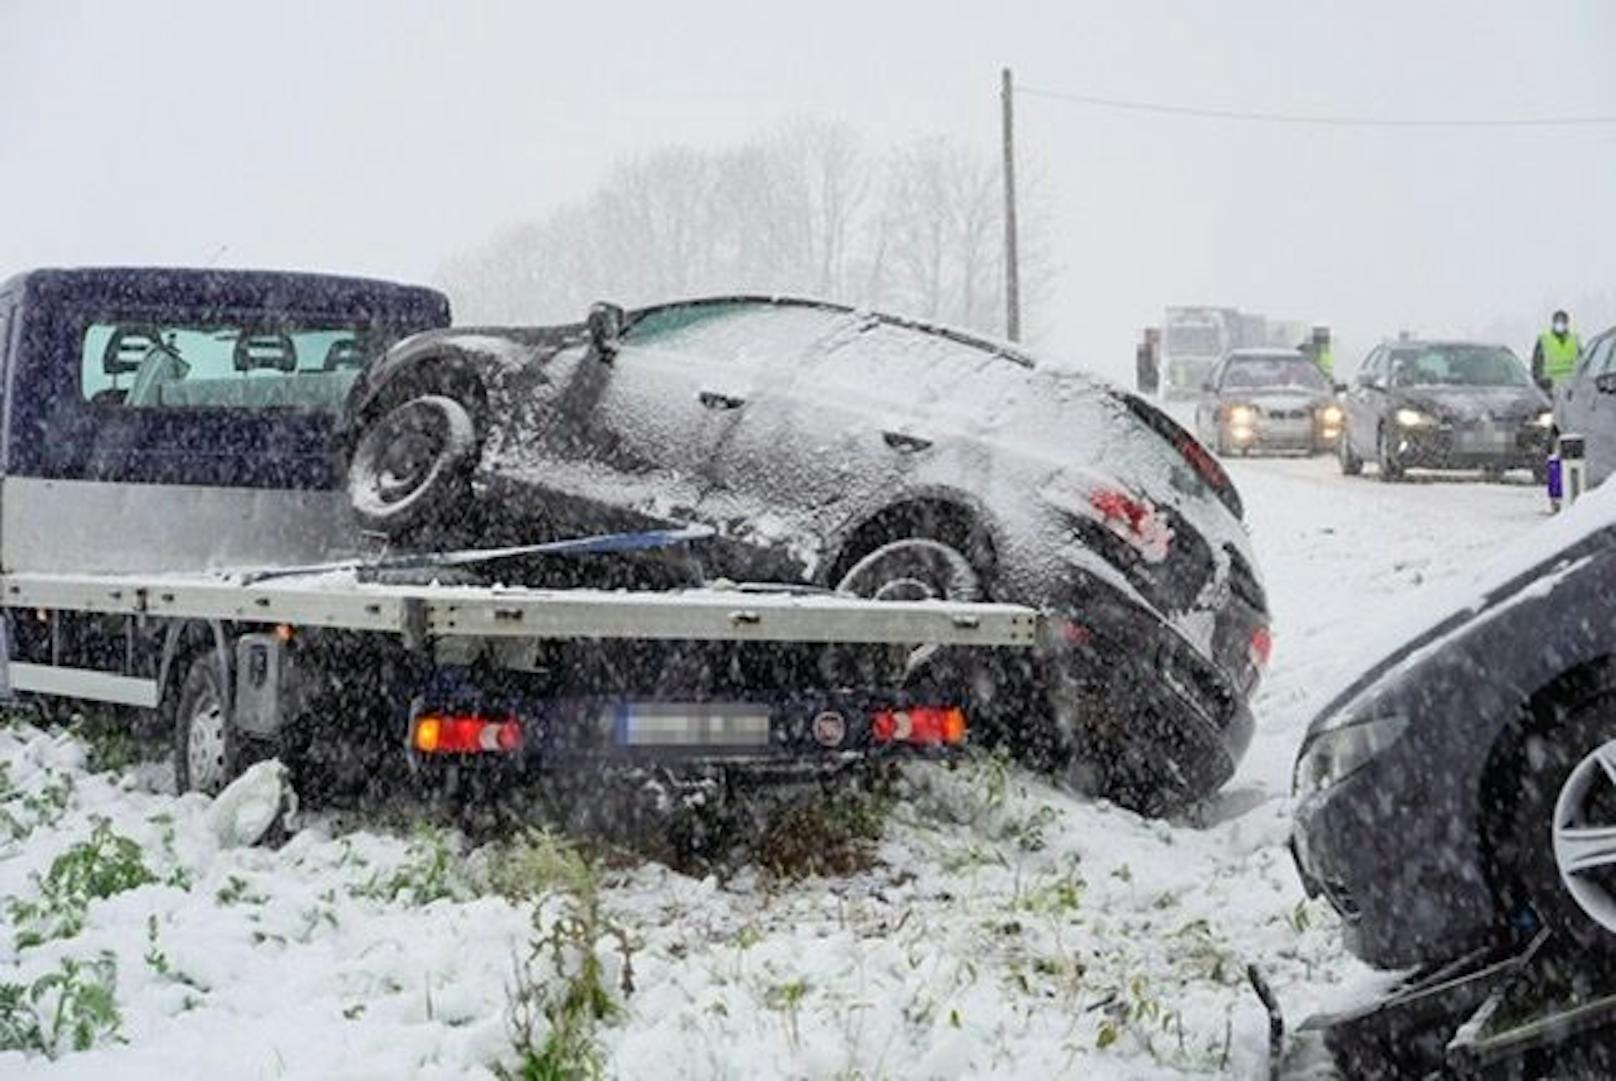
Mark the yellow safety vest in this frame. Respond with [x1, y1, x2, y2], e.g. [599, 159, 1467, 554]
[1539, 330, 1581, 385]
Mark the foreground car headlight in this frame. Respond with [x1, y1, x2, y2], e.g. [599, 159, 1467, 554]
[1534, 410, 1554, 429]
[1395, 408, 1436, 428]
[1226, 404, 1256, 425]
[1293, 714, 1411, 799]
[1319, 404, 1343, 426]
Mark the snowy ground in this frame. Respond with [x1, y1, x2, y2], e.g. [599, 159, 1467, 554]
[0, 456, 1553, 1079]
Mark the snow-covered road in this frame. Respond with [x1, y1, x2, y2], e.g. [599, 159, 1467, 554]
[0, 457, 1553, 1079]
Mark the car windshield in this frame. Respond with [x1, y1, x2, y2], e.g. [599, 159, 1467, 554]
[1221, 357, 1327, 390]
[1389, 345, 1529, 388]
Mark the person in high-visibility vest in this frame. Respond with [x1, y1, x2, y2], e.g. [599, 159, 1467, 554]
[1532, 309, 1582, 388]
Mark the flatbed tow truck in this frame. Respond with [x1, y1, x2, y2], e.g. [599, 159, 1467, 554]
[0, 266, 1041, 799]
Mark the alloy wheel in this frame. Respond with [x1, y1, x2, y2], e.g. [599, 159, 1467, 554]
[1552, 737, 1616, 935]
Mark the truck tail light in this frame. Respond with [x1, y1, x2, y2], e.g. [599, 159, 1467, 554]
[411, 713, 523, 754]
[871, 706, 967, 746]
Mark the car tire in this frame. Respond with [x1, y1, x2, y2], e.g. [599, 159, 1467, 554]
[1376, 426, 1404, 483]
[835, 538, 982, 602]
[1495, 695, 1616, 952]
[1339, 433, 1363, 475]
[347, 394, 477, 535]
[173, 649, 237, 796]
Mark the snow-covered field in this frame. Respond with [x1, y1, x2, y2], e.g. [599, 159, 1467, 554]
[0, 457, 1552, 1079]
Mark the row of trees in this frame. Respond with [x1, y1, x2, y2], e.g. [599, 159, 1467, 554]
[437, 121, 1052, 343]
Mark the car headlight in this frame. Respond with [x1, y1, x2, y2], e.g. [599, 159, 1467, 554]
[1226, 404, 1256, 425]
[1534, 410, 1554, 429]
[1395, 408, 1436, 428]
[1319, 405, 1343, 425]
[1293, 714, 1411, 799]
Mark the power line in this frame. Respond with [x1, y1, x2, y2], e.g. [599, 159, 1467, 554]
[1015, 84, 1616, 129]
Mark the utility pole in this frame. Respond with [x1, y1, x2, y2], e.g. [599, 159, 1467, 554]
[1001, 66, 1021, 343]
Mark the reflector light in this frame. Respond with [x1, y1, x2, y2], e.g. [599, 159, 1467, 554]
[411, 714, 523, 754]
[871, 706, 968, 746]
[1249, 626, 1273, 669]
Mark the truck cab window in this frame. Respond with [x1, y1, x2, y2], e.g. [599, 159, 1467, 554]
[80, 322, 376, 410]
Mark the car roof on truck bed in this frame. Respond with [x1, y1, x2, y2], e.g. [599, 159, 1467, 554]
[0, 266, 450, 324]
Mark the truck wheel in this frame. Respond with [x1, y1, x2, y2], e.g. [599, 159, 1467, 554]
[1499, 699, 1616, 950]
[1339, 429, 1363, 476]
[174, 650, 237, 795]
[1376, 427, 1404, 482]
[347, 394, 477, 535]
[835, 538, 981, 602]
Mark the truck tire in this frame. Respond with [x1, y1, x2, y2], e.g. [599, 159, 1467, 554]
[174, 650, 238, 795]
[347, 394, 477, 535]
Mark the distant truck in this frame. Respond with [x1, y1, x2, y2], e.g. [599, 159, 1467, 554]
[1160, 306, 1325, 398]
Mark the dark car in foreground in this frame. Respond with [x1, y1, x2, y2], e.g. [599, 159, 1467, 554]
[1338, 339, 1553, 482]
[336, 297, 1270, 813]
[1192, 347, 1340, 456]
[1553, 322, 1616, 490]
[1293, 484, 1616, 968]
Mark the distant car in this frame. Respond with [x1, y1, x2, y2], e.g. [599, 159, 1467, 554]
[1552, 324, 1616, 489]
[1292, 487, 1616, 968]
[1192, 348, 1340, 456]
[1337, 340, 1553, 482]
[337, 297, 1271, 813]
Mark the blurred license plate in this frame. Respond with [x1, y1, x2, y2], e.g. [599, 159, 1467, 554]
[614, 703, 772, 747]
[1457, 429, 1511, 453]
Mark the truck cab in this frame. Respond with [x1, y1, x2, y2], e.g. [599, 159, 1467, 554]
[0, 267, 451, 575]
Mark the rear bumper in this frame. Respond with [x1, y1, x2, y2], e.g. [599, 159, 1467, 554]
[1042, 595, 1256, 803]
[405, 684, 969, 773]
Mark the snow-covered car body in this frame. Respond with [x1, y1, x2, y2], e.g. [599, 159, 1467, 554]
[1339, 340, 1553, 479]
[1293, 483, 1616, 967]
[342, 298, 1270, 810]
[1192, 348, 1340, 455]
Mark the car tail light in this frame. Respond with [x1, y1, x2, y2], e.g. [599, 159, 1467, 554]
[1249, 626, 1273, 670]
[1089, 487, 1174, 562]
[871, 706, 967, 746]
[411, 713, 523, 754]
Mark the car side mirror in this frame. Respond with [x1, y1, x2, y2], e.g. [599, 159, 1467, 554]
[587, 302, 624, 362]
[1537, 376, 1555, 394]
[1200, 379, 1216, 393]
[1595, 373, 1616, 395]
[1332, 381, 1348, 394]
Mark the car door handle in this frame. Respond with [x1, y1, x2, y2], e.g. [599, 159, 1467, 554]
[882, 430, 933, 452]
[698, 391, 746, 410]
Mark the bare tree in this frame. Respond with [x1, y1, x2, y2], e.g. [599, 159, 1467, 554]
[437, 121, 1053, 342]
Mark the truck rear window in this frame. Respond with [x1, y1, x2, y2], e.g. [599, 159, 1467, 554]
[80, 321, 383, 410]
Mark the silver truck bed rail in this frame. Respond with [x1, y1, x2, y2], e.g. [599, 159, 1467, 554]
[0, 571, 1042, 648]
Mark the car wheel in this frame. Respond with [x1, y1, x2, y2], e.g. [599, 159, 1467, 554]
[835, 538, 981, 602]
[1338, 430, 1363, 476]
[347, 394, 477, 535]
[174, 649, 237, 796]
[1376, 426, 1404, 482]
[1496, 695, 1616, 950]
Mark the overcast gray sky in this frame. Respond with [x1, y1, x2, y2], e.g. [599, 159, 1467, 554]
[3, 0, 1612, 382]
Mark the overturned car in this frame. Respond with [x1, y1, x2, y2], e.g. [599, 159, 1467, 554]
[337, 298, 1269, 813]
